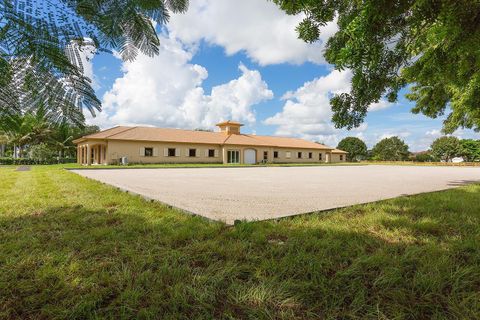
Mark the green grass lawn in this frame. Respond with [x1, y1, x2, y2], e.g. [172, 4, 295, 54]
[1, 166, 479, 319]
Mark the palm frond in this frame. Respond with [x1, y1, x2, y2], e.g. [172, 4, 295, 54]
[0, 0, 189, 125]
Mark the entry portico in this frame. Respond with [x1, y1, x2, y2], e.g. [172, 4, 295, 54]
[77, 143, 107, 165]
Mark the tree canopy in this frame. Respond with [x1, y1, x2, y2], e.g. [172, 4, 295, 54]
[273, 0, 480, 134]
[0, 108, 99, 161]
[460, 139, 480, 162]
[337, 136, 367, 161]
[371, 136, 409, 161]
[430, 136, 462, 162]
[0, 0, 188, 125]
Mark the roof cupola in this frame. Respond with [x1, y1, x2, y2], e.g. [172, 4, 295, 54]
[216, 120, 243, 135]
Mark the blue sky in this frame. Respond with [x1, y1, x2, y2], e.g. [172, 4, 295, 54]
[83, 0, 479, 151]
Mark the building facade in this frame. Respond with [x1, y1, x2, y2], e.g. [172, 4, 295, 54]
[73, 121, 347, 165]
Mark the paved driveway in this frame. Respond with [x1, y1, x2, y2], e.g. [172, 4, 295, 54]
[72, 165, 480, 224]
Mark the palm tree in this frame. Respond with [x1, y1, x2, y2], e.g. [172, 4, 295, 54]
[0, 105, 54, 157]
[51, 123, 76, 160]
[0, 132, 7, 157]
[0, 0, 189, 123]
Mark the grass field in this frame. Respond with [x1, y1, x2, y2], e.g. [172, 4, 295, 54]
[1, 166, 479, 319]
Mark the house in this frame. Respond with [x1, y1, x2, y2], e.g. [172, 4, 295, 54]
[73, 121, 348, 165]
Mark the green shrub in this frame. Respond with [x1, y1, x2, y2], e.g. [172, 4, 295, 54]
[0, 157, 76, 165]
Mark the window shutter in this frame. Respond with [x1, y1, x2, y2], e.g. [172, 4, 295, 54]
[153, 148, 158, 157]
[214, 149, 219, 157]
[205, 149, 208, 157]
[139, 147, 145, 156]
[164, 148, 168, 157]
[175, 148, 180, 157]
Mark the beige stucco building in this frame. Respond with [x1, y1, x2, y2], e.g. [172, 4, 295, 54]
[73, 121, 347, 165]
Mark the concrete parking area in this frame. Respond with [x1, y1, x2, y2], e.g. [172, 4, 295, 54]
[72, 165, 480, 224]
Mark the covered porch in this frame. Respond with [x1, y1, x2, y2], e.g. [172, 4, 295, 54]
[77, 143, 107, 165]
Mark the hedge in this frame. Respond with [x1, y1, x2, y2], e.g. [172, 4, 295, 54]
[0, 157, 76, 165]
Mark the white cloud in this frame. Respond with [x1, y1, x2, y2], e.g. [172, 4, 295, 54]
[379, 131, 411, 140]
[411, 129, 473, 152]
[425, 129, 441, 137]
[369, 99, 394, 111]
[168, 0, 337, 66]
[264, 69, 393, 147]
[87, 35, 273, 129]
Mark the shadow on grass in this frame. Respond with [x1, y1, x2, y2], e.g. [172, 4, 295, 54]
[446, 179, 480, 186]
[1, 185, 480, 319]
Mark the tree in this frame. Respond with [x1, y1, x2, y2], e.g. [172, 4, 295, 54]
[0, 105, 100, 159]
[430, 136, 462, 162]
[0, 105, 54, 157]
[29, 143, 56, 163]
[460, 139, 480, 162]
[0, 133, 7, 157]
[337, 137, 367, 161]
[51, 123, 100, 159]
[412, 152, 434, 162]
[371, 137, 409, 161]
[0, 0, 188, 124]
[273, 0, 480, 133]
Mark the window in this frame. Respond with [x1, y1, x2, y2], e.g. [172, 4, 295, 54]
[286, 151, 291, 159]
[168, 148, 176, 157]
[319, 153, 322, 161]
[144, 147, 153, 157]
[189, 149, 196, 157]
[227, 150, 240, 163]
[208, 149, 215, 157]
[274, 151, 278, 158]
[297, 152, 302, 159]
[308, 152, 313, 159]
[340, 155, 343, 161]
[263, 151, 268, 160]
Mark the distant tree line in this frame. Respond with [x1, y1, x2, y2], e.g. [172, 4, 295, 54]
[0, 107, 99, 164]
[337, 136, 480, 162]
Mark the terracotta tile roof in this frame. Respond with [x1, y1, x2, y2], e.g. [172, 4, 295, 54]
[332, 148, 348, 153]
[75, 126, 341, 151]
[95, 126, 227, 144]
[72, 126, 133, 143]
[224, 134, 331, 150]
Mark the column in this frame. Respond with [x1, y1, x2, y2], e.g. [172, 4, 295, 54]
[86, 144, 91, 165]
[222, 146, 227, 164]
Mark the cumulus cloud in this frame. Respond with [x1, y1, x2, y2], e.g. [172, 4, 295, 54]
[86, 35, 273, 129]
[168, 0, 337, 65]
[369, 99, 394, 111]
[411, 129, 471, 152]
[264, 67, 396, 146]
[264, 70, 367, 145]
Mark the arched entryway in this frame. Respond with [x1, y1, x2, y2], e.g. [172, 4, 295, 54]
[244, 149, 256, 164]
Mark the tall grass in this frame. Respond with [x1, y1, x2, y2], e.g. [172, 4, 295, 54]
[0, 166, 479, 319]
